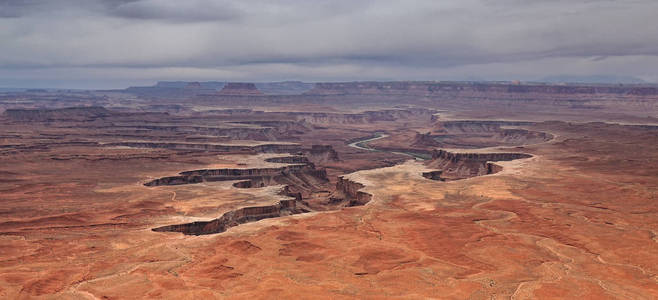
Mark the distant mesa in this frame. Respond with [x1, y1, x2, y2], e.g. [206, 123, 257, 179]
[3, 106, 112, 121]
[125, 81, 220, 97]
[218, 82, 264, 96]
[256, 81, 314, 95]
[540, 75, 647, 84]
[123, 81, 313, 96]
[154, 81, 225, 89]
[184, 82, 203, 89]
[304, 81, 658, 96]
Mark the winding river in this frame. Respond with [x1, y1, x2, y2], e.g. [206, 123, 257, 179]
[347, 133, 429, 160]
[347, 133, 389, 150]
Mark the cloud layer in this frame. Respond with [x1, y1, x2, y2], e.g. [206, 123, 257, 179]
[1, 0, 657, 88]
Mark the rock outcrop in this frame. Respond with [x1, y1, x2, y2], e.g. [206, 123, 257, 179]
[329, 176, 373, 207]
[152, 199, 308, 235]
[218, 83, 264, 96]
[227, 120, 311, 137]
[287, 108, 435, 125]
[147, 149, 353, 235]
[124, 82, 218, 98]
[303, 145, 340, 163]
[145, 163, 329, 196]
[264, 155, 311, 165]
[145, 136, 532, 235]
[124, 81, 313, 97]
[413, 120, 553, 149]
[4, 106, 112, 121]
[254, 81, 314, 95]
[424, 149, 531, 180]
[306, 81, 658, 97]
[183, 82, 202, 90]
[108, 142, 301, 153]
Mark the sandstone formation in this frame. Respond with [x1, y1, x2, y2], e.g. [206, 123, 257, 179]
[414, 120, 553, 149]
[306, 81, 658, 96]
[183, 82, 202, 90]
[254, 81, 314, 95]
[3, 106, 112, 121]
[122, 81, 313, 97]
[424, 149, 531, 180]
[218, 82, 264, 96]
[108, 141, 301, 153]
[144, 152, 332, 233]
[329, 176, 373, 207]
[152, 199, 306, 235]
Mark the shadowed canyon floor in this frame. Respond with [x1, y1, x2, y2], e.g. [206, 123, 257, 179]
[0, 81, 657, 299]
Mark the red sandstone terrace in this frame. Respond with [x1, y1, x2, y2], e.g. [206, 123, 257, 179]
[0, 80, 657, 299]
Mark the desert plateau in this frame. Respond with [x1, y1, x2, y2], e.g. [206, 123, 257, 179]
[0, 81, 656, 299]
[2, 0, 658, 298]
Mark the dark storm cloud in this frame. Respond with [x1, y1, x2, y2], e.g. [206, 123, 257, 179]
[108, 0, 243, 22]
[0, 0, 49, 18]
[0, 0, 657, 88]
[0, 0, 239, 21]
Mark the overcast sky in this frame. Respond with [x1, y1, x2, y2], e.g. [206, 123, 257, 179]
[1, 0, 657, 88]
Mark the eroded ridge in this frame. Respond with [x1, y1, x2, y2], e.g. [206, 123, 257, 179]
[329, 176, 373, 207]
[146, 145, 375, 235]
[423, 149, 532, 181]
[152, 199, 306, 235]
[151, 147, 534, 235]
[147, 150, 335, 235]
[150, 170, 373, 235]
[144, 164, 324, 188]
[413, 120, 554, 149]
[109, 141, 301, 153]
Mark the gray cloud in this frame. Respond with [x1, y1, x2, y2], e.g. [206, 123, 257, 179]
[0, 0, 138, 18]
[110, 0, 241, 22]
[0, 0, 656, 88]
